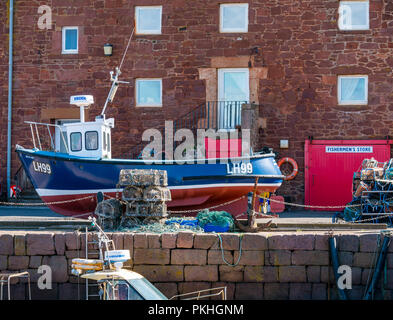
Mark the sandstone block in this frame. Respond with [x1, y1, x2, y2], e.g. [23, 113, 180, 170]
[193, 234, 219, 249]
[26, 234, 55, 255]
[235, 283, 263, 300]
[14, 235, 26, 256]
[133, 233, 148, 248]
[337, 234, 359, 252]
[244, 266, 278, 283]
[184, 265, 218, 282]
[43, 255, 69, 283]
[208, 250, 233, 265]
[133, 265, 184, 282]
[176, 231, 194, 248]
[241, 234, 268, 250]
[65, 232, 81, 250]
[291, 250, 329, 266]
[134, 248, 170, 265]
[268, 234, 314, 250]
[312, 283, 327, 300]
[171, 249, 206, 265]
[306, 266, 320, 283]
[353, 252, 375, 268]
[289, 283, 312, 300]
[0, 234, 13, 255]
[111, 233, 124, 249]
[279, 266, 306, 282]
[234, 250, 264, 266]
[161, 233, 177, 249]
[314, 234, 329, 250]
[178, 282, 211, 296]
[219, 265, 244, 282]
[359, 233, 379, 252]
[264, 283, 289, 300]
[147, 233, 161, 249]
[338, 251, 353, 266]
[153, 282, 178, 299]
[219, 234, 240, 250]
[59, 283, 84, 300]
[8, 256, 29, 270]
[265, 250, 291, 266]
[0, 256, 7, 270]
[54, 233, 66, 255]
[29, 256, 42, 269]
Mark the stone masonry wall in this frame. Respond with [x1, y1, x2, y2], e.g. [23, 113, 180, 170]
[1, 230, 393, 300]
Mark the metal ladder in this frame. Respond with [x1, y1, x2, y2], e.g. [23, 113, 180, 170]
[84, 221, 116, 300]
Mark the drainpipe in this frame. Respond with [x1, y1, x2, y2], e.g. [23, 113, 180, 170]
[7, 0, 14, 200]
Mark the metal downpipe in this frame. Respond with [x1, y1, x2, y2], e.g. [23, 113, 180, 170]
[7, 0, 14, 200]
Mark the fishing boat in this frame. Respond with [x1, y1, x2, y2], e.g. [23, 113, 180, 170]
[15, 29, 283, 218]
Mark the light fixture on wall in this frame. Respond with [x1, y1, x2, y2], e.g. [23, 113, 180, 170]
[104, 43, 113, 56]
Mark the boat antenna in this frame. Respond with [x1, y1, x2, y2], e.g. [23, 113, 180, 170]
[100, 27, 135, 116]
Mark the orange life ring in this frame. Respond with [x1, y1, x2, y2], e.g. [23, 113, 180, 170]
[278, 157, 298, 181]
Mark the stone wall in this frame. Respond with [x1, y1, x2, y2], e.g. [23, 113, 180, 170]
[1, 230, 393, 300]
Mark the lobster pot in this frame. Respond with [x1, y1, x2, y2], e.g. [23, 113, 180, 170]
[354, 181, 370, 198]
[118, 169, 168, 187]
[95, 199, 122, 219]
[122, 186, 144, 201]
[362, 158, 378, 169]
[343, 205, 361, 222]
[125, 202, 167, 217]
[144, 186, 172, 202]
[361, 168, 384, 181]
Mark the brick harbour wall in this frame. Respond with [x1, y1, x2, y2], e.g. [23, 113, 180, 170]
[1, 230, 393, 300]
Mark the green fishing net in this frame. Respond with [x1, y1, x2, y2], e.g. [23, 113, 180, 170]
[196, 209, 235, 230]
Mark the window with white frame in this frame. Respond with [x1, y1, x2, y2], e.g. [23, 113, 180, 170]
[220, 3, 249, 33]
[136, 79, 162, 107]
[62, 27, 79, 54]
[338, 75, 368, 105]
[338, 1, 369, 30]
[135, 6, 162, 34]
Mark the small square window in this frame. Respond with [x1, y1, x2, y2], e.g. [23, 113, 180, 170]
[70, 132, 82, 151]
[135, 6, 162, 34]
[338, 1, 369, 30]
[85, 131, 98, 151]
[220, 3, 249, 33]
[136, 79, 162, 107]
[62, 27, 79, 54]
[338, 76, 368, 105]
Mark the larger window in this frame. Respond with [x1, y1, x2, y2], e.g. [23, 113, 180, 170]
[62, 27, 79, 54]
[338, 75, 368, 105]
[136, 79, 162, 107]
[220, 3, 249, 33]
[338, 1, 369, 30]
[135, 6, 162, 34]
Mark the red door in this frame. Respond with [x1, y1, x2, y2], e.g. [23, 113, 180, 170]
[305, 140, 392, 211]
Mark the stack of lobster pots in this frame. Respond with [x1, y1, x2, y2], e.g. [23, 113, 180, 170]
[118, 169, 172, 227]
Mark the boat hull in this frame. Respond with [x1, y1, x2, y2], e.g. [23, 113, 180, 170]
[16, 147, 283, 217]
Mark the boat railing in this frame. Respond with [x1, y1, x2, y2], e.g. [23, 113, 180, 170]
[169, 286, 227, 300]
[25, 121, 69, 154]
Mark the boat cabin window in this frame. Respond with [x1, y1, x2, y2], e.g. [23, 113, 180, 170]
[104, 280, 144, 300]
[85, 131, 98, 150]
[70, 132, 82, 152]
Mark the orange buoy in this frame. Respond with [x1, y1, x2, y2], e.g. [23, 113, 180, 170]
[277, 157, 298, 181]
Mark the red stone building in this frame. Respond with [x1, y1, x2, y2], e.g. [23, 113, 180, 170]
[1, 0, 393, 206]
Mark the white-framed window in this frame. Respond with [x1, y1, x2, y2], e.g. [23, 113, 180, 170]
[220, 3, 249, 33]
[338, 75, 368, 105]
[135, 6, 162, 34]
[136, 79, 163, 107]
[62, 26, 79, 54]
[338, 1, 369, 30]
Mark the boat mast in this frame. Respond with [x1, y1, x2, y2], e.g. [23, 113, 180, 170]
[100, 27, 135, 116]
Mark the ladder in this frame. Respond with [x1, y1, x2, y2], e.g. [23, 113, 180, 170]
[84, 218, 116, 300]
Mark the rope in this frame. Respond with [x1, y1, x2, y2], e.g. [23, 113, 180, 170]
[258, 196, 361, 209]
[216, 233, 243, 267]
[0, 195, 95, 207]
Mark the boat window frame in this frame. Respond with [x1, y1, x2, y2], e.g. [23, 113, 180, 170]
[62, 26, 79, 54]
[85, 131, 99, 151]
[70, 132, 83, 152]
